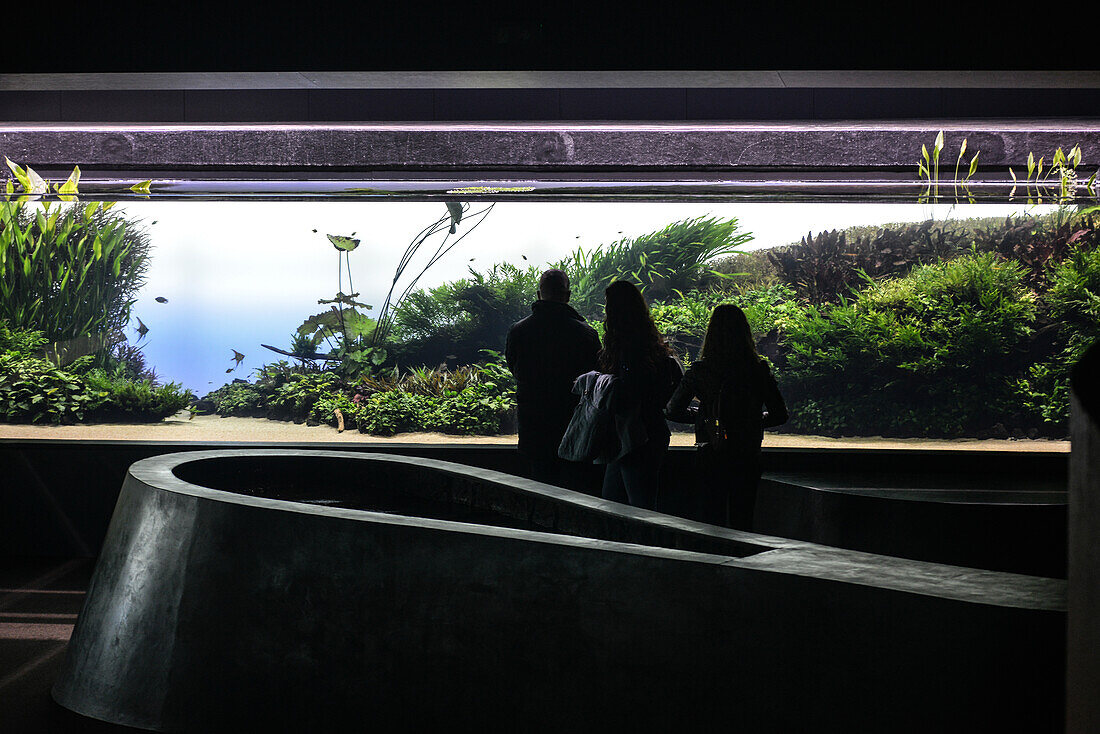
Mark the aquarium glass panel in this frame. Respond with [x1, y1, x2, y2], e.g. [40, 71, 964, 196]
[1, 195, 1092, 450]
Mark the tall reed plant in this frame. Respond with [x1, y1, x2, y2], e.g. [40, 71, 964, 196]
[0, 200, 150, 343]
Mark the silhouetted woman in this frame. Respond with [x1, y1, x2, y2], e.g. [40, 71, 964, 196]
[599, 280, 684, 510]
[665, 304, 788, 529]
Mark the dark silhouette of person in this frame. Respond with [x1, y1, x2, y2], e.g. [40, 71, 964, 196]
[506, 269, 601, 486]
[599, 280, 684, 510]
[665, 304, 788, 529]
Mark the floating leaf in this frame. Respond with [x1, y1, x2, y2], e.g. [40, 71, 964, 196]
[130, 180, 152, 195]
[326, 234, 360, 251]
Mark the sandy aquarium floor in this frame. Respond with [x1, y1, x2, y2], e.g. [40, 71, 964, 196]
[0, 413, 1071, 452]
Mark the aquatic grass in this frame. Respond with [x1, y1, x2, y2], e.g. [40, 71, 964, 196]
[0, 199, 150, 344]
[554, 216, 753, 316]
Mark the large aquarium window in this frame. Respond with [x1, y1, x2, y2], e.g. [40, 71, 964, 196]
[1, 188, 1093, 448]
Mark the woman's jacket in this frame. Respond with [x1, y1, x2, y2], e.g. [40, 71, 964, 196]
[665, 357, 788, 455]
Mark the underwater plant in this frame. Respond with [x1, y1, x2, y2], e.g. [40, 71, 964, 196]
[370, 200, 494, 350]
[1, 161, 153, 345]
[553, 216, 753, 317]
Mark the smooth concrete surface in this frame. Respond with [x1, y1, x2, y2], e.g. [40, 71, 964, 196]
[755, 472, 1067, 578]
[52, 450, 1065, 731]
[1067, 354, 1100, 732]
[0, 440, 1068, 570]
[3, 121, 1100, 176]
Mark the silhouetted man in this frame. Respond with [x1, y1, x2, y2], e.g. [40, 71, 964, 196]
[506, 269, 601, 487]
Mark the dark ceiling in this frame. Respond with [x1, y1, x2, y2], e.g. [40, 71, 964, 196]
[4, 4, 1088, 73]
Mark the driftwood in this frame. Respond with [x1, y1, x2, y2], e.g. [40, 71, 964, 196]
[260, 344, 340, 361]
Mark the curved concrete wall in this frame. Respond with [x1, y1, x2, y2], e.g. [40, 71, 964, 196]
[53, 450, 1066, 732]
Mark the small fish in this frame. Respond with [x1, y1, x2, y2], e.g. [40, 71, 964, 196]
[575, 235, 580, 238]
[134, 317, 149, 339]
[226, 368, 233, 373]
[469, 257, 475, 261]
[350, 232, 356, 236]
[311, 228, 318, 233]
[151, 220, 158, 225]
[521, 254, 527, 260]
[230, 349, 245, 368]
[155, 296, 168, 303]
[445, 354, 457, 360]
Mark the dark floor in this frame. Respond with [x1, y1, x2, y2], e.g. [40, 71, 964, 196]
[0, 557, 132, 733]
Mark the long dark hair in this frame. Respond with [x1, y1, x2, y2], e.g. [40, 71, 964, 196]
[599, 280, 672, 373]
[700, 304, 760, 371]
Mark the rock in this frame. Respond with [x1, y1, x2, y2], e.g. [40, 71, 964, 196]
[193, 399, 216, 414]
[1027, 428, 1039, 439]
[306, 419, 320, 427]
[1011, 426, 1027, 438]
[990, 423, 1009, 439]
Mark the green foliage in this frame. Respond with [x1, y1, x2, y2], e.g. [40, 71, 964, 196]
[202, 381, 267, 417]
[976, 210, 1099, 290]
[82, 366, 193, 422]
[393, 263, 538, 367]
[289, 330, 323, 359]
[1014, 240, 1100, 427]
[0, 321, 48, 356]
[917, 131, 979, 204]
[649, 285, 800, 359]
[295, 305, 380, 380]
[766, 211, 1100, 304]
[358, 391, 437, 436]
[312, 390, 359, 427]
[391, 217, 750, 367]
[555, 216, 753, 317]
[0, 321, 189, 424]
[0, 200, 151, 342]
[267, 372, 342, 420]
[427, 383, 510, 435]
[1044, 238, 1100, 328]
[768, 220, 973, 304]
[700, 250, 779, 292]
[778, 252, 1037, 436]
[1013, 361, 1072, 428]
[0, 353, 96, 423]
